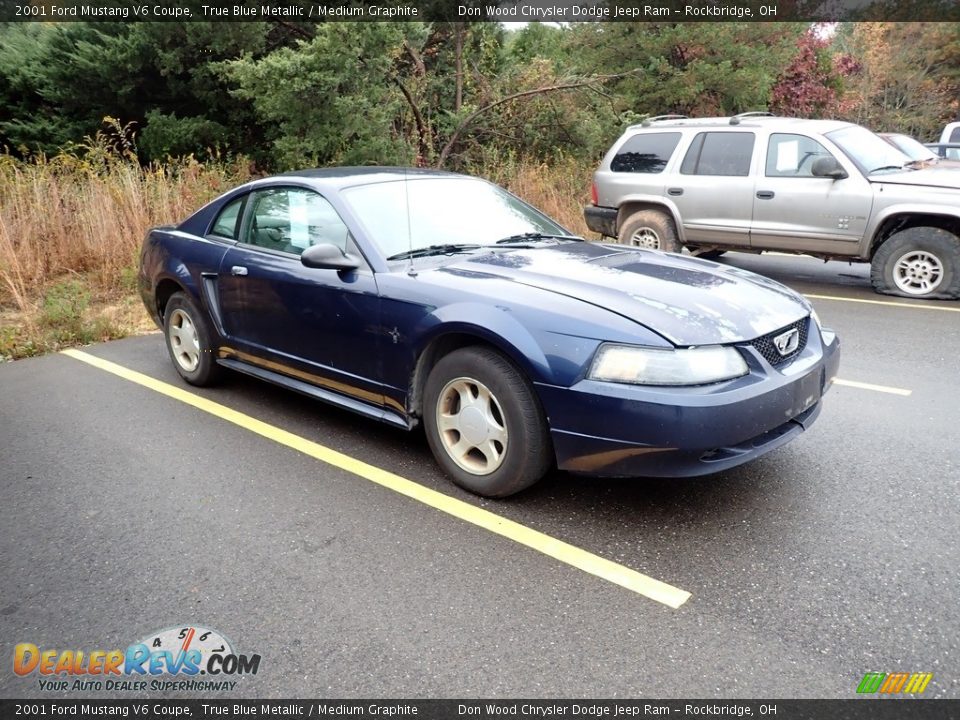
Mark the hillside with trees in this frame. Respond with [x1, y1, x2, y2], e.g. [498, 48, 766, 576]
[1, 21, 957, 168]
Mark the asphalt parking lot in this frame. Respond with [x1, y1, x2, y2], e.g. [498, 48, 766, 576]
[1, 252, 958, 699]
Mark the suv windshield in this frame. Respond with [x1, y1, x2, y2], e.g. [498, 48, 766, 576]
[827, 125, 912, 174]
[342, 177, 569, 260]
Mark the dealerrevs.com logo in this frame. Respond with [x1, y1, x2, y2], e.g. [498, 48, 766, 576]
[13, 625, 261, 692]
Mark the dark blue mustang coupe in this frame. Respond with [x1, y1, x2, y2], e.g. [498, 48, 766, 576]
[139, 168, 840, 497]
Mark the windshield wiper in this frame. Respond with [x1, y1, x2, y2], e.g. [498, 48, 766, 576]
[869, 164, 906, 174]
[495, 232, 583, 245]
[387, 243, 482, 261]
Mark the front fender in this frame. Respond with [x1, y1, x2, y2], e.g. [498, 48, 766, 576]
[412, 301, 553, 383]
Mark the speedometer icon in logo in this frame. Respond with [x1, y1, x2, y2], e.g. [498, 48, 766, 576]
[127, 624, 261, 677]
[129, 625, 235, 676]
[141, 626, 233, 664]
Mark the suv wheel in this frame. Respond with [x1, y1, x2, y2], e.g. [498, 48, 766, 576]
[871, 227, 960, 300]
[618, 210, 680, 253]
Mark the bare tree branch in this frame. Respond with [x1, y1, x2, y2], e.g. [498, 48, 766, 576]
[392, 75, 432, 165]
[436, 76, 606, 168]
[403, 39, 426, 77]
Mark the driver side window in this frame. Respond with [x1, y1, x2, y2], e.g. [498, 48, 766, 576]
[243, 187, 352, 255]
[766, 133, 834, 177]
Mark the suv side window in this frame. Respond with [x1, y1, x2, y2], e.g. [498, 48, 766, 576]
[611, 132, 682, 173]
[680, 132, 755, 176]
[766, 133, 834, 177]
[243, 187, 352, 256]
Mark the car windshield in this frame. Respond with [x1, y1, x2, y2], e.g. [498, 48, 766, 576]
[883, 134, 938, 162]
[827, 125, 913, 174]
[341, 177, 570, 260]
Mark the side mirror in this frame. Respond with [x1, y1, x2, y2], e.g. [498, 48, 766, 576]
[301, 243, 360, 271]
[811, 156, 848, 180]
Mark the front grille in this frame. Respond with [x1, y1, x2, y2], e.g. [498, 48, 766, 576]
[750, 317, 809, 367]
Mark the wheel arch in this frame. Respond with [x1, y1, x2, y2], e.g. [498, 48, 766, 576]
[155, 277, 189, 321]
[616, 201, 683, 241]
[407, 320, 550, 420]
[869, 212, 960, 259]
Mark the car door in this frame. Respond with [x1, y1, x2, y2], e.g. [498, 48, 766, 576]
[750, 132, 873, 255]
[216, 185, 384, 404]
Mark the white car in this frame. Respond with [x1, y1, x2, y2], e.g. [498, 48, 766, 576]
[939, 122, 960, 160]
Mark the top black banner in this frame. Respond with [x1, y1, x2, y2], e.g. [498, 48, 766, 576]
[1, 0, 959, 22]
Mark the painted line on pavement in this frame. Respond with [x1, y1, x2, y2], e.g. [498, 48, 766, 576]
[833, 378, 912, 397]
[61, 348, 692, 609]
[805, 293, 960, 313]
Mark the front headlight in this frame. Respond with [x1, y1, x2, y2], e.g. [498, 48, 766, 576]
[589, 344, 749, 386]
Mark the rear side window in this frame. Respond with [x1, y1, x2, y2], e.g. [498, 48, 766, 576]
[680, 132, 755, 176]
[209, 196, 245, 239]
[611, 132, 682, 173]
[950, 126, 960, 143]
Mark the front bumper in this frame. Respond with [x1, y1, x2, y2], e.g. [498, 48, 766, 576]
[536, 321, 840, 478]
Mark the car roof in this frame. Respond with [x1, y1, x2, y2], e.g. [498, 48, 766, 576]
[274, 166, 465, 190]
[625, 116, 854, 135]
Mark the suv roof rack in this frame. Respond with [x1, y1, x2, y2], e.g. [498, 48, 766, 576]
[730, 111, 776, 125]
[640, 114, 688, 127]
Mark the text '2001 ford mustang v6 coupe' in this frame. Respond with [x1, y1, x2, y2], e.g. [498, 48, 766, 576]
[139, 168, 840, 497]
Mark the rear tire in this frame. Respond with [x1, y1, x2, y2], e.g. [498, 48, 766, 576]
[617, 209, 680, 253]
[423, 347, 552, 498]
[871, 227, 960, 300]
[163, 292, 222, 386]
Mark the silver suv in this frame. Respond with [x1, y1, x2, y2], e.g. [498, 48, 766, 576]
[585, 114, 960, 300]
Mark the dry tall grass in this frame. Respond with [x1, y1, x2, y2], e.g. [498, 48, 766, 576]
[0, 152, 251, 312]
[476, 152, 593, 236]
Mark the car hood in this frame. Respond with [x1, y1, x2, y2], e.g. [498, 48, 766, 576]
[435, 243, 809, 346]
[870, 166, 960, 190]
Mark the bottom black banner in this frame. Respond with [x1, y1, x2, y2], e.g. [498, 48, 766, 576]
[1, 699, 958, 720]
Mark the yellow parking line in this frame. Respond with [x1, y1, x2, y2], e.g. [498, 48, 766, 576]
[805, 293, 960, 312]
[61, 348, 691, 609]
[834, 378, 912, 396]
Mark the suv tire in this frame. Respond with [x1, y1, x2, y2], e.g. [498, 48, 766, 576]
[618, 210, 680, 253]
[870, 227, 960, 300]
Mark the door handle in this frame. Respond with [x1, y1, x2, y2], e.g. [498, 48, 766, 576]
[756, 190, 775, 199]
[667, 188, 684, 196]
[230, 266, 248, 276]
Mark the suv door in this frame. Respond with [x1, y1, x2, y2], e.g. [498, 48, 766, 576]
[750, 132, 873, 255]
[669, 131, 757, 246]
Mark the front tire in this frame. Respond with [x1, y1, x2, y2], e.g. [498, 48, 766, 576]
[617, 209, 681, 252]
[871, 227, 960, 300]
[423, 347, 552, 498]
[163, 292, 222, 386]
